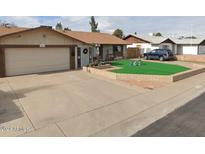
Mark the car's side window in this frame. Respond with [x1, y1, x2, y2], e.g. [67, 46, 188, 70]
[151, 50, 156, 53]
[155, 49, 160, 54]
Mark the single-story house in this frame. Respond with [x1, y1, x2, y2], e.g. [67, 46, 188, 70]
[0, 26, 128, 77]
[171, 37, 205, 55]
[124, 34, 205, 55]
[124, 34, 176, 54]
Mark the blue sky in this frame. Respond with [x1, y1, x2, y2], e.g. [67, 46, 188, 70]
[1, 16, 205, 36]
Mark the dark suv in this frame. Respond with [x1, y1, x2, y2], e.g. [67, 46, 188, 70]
[144, 49, 174, 61]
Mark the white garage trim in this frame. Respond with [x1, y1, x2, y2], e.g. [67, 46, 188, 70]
[5, 48, 70, 76]
[182, 46, 198, 55]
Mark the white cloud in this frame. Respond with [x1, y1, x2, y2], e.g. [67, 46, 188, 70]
[95, 17, 115, 33]
[57, 16, 90, 31]
[0, 16, 119, 33]
[97, 17, 111, 29]
[64, 16, 88, 22]
[2, 16, 205, 36]
[104, 29, 115, 33]
[1, 16, 41, 27]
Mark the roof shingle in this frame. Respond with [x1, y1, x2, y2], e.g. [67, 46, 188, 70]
[0, 26, 28, 37]
[0, 26, 128, 45]
[126, 34, 205, 45]
[56, 30, 128, 45]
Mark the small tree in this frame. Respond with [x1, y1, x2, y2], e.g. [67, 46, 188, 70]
[153, 32, 162, 36]
[55, 22, 63, 30]
[89, 16, 100, 32]
[64, 27, 71, 31]
[184, 36, 197, 39]
[112, 29, 124, 38]
[0, 21, 16, 27]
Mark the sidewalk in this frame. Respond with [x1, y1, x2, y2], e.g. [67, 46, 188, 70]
[21, 72, 205, 137]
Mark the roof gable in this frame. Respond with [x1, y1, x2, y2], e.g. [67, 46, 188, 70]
[124, 35, 151, 43]
[170, 37, 204, 45]
[125, 34, 168, 44]
[161, 38, 176, 44]
[199, 39, 205, 45]
[125, 34, 205, 45]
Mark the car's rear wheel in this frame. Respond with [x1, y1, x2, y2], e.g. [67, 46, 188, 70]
[159, 56, 164, 61]
[144, 56, 148, 60]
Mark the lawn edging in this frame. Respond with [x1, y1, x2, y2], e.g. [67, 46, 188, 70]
[83, 62, 205, 83]
[176, 55, 205, 63]
[172, 66, 205, 82]
[83, 66, 117, 80]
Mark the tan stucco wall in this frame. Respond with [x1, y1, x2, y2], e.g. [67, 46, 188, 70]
[0, 28, 84, 45]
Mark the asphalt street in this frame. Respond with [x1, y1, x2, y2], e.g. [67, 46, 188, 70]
[133, 92, 205, 137]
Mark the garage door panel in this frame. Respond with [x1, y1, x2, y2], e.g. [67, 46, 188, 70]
[6, 58, 68, 67]
[6, 49, 69, 60]
[6, 64, 69, 76]
[5, 48, 70, 76]
[6, 63, 69, 71]
[182, 46, 198, 55]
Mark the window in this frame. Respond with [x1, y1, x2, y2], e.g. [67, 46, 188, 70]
[113, 45, 123, 57]
[117, 46, 122, 52]
[77, 47, 81, 56]
[77, 47, 81, 68]
[113, 46, 122, 52]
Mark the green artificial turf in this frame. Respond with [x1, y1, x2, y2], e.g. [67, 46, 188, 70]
[110, 60, 191, 75]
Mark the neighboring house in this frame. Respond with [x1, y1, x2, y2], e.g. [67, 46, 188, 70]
[124, 34, 176, 54]
[0, 26, 128, 77]
[124, 34, 205, 55]
[171, 38, 205, 55]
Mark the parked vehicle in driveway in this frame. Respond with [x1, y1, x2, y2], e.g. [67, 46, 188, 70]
[144, 49, 175, 61]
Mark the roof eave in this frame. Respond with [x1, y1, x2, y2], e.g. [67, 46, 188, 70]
[93, 43, 129, 45]
[124, 34, 151, 43]
[0, 28, 31, 38]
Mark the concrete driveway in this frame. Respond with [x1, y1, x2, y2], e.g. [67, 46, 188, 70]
[0, 70, 146, 136]
[1, 70, 205, 137]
